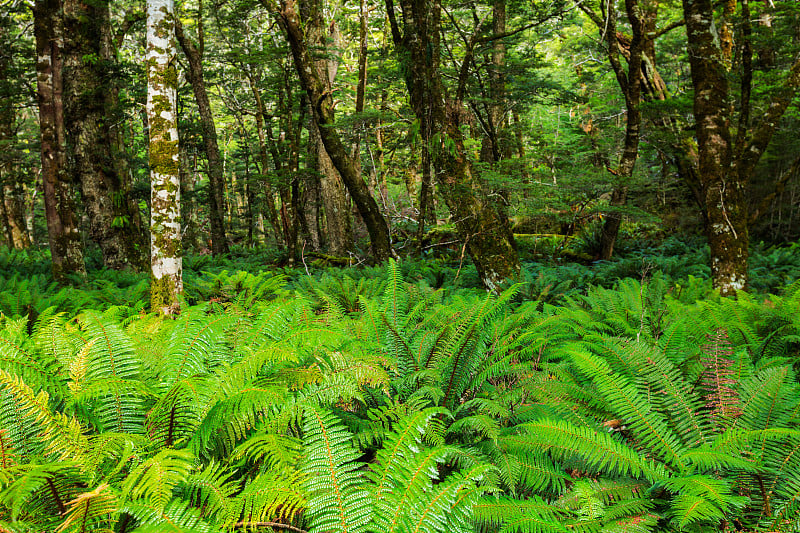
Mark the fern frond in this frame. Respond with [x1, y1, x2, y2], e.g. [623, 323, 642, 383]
[475, 495, 570, 533]
[147, 377, 210, 449]
[0, 315, 66, 397]
[122, 449, 194, 511]
[661, 474, 747, 528]
[158, 308, 231, 388]
[515, 418, 662, 482]
[55, 483, 117, 533]
[301, 405, 369, 533]
[570, 349, 686, 468]
[232, 432, 303, 470]
[0, 370, 89, 462]
[179, 461, 237, 522]
[700, 330, 742, 427]
[409, 462, 493, 533]
[227, 468, 306, 527]
[121, 499, 212, 533]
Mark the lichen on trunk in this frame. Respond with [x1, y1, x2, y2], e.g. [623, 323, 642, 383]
[147, 0, 182, 314]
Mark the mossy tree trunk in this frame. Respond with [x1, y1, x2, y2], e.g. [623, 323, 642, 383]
[61, 0, 147, 271]
[174, 14, 229, 256]
[147, 0, 182, 314]
[683, 0, 800, 296]
[385, 0, 520, 291]
[0, 20, 31, 250]
[33, 0, 86, 282]
[279, 0, 393, 262]
[302, 0, 353, 257]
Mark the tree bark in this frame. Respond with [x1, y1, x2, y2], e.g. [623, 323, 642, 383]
[61, 0, 147, 270]
[175, 16, 229, 256]
[148, 0, 182, 314]
[386, 0, 519, 291]
[683, 0, 745, 296]
[302, 1, 353, 257]
[33, 0, 86, 282]
[278, 0, 393, 261]
[579, 0, 646, 261]
[480, 0, 507, 164]
[0, 22, 31, 250]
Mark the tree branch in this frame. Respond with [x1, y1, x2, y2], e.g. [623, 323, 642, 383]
[749, 153, 800, 224]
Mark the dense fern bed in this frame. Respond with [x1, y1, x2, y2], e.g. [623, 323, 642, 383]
[2, 254, 800, 532]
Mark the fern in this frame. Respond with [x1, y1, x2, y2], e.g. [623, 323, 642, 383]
[302, 404, 370, 533]
[55, 483, 117, 533]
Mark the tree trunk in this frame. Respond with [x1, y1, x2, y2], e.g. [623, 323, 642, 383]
[180, 145, 202, 252]
[579, 0, 646, 261]
[386, 0, 519, 290]
[279, 0, 393, 262]
[683, 0, 743, 296]
[61, 0, 146, 270]
[148, 0, 182, 314]
[248, 79, 285, 247]
[303, 2, 353, 257]
[480, 0, 507, 163]
[175, 17, 229, 256]
[2, 185, 31, 249]
[0, 25, 31, 250]
[33, 0, 86, 282]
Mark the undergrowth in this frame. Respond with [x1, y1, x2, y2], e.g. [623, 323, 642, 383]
[1, 243, 800, 532]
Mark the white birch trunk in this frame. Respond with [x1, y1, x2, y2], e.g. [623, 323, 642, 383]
[147, 0, 182, 314]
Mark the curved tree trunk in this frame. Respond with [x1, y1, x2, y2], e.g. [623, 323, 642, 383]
[279, 0, 393, 262]
[385, 0, 519, 291]
[303, 2, 353, 257]
[175, 17, 229, 256]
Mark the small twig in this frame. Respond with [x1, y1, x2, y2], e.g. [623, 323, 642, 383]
[453, 236, 470, 283]
[719, 182, 738, 240]
[422, 239, 460, 251]
[301, 241, 311, 277]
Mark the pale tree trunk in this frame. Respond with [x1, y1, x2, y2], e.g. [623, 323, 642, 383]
[61, 0, 147, 270]
[174, 14, 229, 256]
[148, 0, 182, 314]
[33, 0, 86, 281]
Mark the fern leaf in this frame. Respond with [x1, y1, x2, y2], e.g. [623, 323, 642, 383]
[122, 449, 194, 511]
[55, 483, 117, 533]
[475, 496, 570, 533]
[570, 349, 686, 468]
[302, 405, 370, 533]
[515, 418, 662, 482]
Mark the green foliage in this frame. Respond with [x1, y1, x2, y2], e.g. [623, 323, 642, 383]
[1, 252, 800, 532]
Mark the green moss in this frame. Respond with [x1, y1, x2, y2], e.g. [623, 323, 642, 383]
[150, 273, 181, 314]
[149, 139, 179, 176]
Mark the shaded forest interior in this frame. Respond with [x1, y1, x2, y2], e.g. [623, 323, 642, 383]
[0, 0, 798, 307]
[4, 2, 800, 532]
